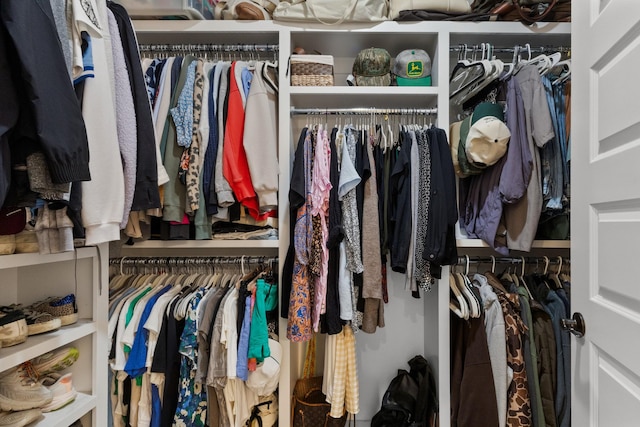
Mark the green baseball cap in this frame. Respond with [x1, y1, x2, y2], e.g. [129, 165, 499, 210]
[393, 49, 432, 86]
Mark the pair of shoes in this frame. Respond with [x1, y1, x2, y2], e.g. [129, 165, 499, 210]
[39, 373, 77, 412]
[31, 347, 80, 377]
[0, 408, 42, 426]
[0, 310, 28, 348]
[2, 293, 78, 336]
[30, 294, 78, 327]
[0, 362, 52, 411]
[12, 307, 61, 336]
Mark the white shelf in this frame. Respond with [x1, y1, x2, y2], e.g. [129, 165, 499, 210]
[456, 239, 571, 249]
[35, 392, 97, 427]
[289, 86, 438, 96]
[131, 19, 570, 35]
[0, 320, 95, 370]
[123, 240, 279, 249]
[0, 247, 98, 270]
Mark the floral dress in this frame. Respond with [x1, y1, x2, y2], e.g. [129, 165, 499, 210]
[173, 289, 207, 426]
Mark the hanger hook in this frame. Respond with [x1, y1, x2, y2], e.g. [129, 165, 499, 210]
[464, 255, 470, 276]
[520, 256, 526, 277]
[490, 255, 496, 274]
[543, 256, 549, 275]
[556, 256, 563, 275]
[120, 256, 127, 276]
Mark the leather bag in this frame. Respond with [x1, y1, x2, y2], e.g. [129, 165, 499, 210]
[291, 335, 348, 427]
[488, 0, 570, 23]
[273, 0, 389, 24]
[389, 0, 471, 20]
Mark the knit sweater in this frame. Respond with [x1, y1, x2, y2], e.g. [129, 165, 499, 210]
[79, 0, 125, 245]
[107, 9, 137, 228]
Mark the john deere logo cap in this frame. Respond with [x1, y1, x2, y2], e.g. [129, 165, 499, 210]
[393, 49, 432, 86]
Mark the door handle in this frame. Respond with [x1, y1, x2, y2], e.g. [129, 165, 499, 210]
[562, 312, 586, 338]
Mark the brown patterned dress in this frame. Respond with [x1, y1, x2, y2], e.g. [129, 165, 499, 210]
[487, 272, 532, 426]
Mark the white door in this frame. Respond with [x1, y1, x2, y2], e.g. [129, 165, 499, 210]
[572, 1, 640, 426]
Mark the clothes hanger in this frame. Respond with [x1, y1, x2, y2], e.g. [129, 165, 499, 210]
[518, 256, 535, 300]
[261, 60, 279, 93]
[455, 256, 481, 318]
[451, 43, 503, 105]
[450, 44, 492, 104]
[549, 256, 564, 289]
[450, 273, 469, 320]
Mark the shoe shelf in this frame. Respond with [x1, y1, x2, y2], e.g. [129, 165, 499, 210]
[0, 320, 95, 369]
[35, 392, 96, 427]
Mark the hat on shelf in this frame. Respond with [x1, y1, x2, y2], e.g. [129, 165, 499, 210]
[465, 102, 511, 168]
[352, 47, 392, 86]
[393, 49, 432, 86]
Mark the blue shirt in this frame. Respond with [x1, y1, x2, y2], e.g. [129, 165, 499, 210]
[124, 285, 173, 379]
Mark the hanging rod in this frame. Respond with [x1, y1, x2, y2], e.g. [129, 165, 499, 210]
[456, 256, 568, 264]
[110, 256, 278, 265]
[450, 44, 570, 54]
[138, 43, 279, 53]
[290, 107, 437, 116]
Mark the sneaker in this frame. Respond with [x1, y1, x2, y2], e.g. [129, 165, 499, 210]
[31, 294, 78, 327]
[40, 373, 77, 412]
[0, 309, 28, 348]
[0, 362, 52, 411]
[19, 308, 61, 336]
[0, 408, 42, 426]
[30, 347, 79, 377]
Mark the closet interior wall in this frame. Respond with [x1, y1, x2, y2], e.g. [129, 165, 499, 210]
[127, 20, 571, 426]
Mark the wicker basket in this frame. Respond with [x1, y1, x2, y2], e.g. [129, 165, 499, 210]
[290, 55, 334, 86]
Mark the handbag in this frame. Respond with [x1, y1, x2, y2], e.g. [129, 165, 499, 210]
[489, 0, 570, 23]
[273, 0, 388, 25]
[389, 0, 471, 20]
[291, 335, 348, 427]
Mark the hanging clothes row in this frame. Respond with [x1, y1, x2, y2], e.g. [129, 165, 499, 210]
[108, 256, 279, 427]
[450, 43, 571, 254]
[127, 42, 280, 244]
[282, 108, 457, 342]
[450, 256, 571, 427]
[0, 1, 161, 254]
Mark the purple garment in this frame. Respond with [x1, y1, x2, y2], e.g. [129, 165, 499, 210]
[236, 296, 252, 381]
[500, 77, 533, 204]
[463, 155, 508, 255]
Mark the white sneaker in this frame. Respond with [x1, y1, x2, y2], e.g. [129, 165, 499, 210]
[0, 362, 53, 411]
[40, 373, 77, 412]
[0, 408, 42, 426]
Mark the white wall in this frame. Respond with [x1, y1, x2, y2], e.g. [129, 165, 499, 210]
[355, 270, 431, 422]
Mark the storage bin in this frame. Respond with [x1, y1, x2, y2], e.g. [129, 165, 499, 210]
[290, 54, 335, 86]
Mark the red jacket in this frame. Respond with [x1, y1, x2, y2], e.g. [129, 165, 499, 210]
[223, 62, 273, 221]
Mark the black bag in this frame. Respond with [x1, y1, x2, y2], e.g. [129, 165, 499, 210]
[371, 356, 438, 427]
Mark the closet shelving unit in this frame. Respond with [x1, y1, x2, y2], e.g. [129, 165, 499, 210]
[129, 18, 571, 426]
[0, 244, 108, 427]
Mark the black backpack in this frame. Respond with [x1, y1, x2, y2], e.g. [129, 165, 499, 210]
[371, 356, 438, 427]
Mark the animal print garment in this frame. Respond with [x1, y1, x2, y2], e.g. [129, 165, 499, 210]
[187, 59, 204, 212]
[498, 288, 532, 427]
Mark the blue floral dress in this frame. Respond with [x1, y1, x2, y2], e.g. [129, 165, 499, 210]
[173, 289, 207, 426]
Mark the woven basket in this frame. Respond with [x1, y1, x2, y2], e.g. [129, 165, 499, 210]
[291, 55, 334, 86]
